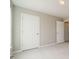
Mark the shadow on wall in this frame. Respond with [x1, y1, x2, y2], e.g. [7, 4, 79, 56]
[64, 22, 69, 42]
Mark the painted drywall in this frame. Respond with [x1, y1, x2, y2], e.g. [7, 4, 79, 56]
[12, 5, 63, 51]
[64, 22, 69, 42]
[11, 1, 13, 50]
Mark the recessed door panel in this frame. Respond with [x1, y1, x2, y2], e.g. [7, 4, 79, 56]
[56, 21, 64, 43]
[21, 13, 40, 50]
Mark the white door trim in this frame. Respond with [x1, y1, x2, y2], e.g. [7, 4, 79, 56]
[56, 21, 64, 43]
[20, 13, 40, 50]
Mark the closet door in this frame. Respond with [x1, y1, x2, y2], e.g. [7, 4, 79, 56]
[21, 13, 40, 50]
[56, 21, 64, 43]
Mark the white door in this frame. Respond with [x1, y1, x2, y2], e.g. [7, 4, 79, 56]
[21, 13, 40, 50]
[56, 21, 64, 43]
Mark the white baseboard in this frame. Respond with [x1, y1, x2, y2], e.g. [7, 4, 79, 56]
[11, 42, 57, 57]
[40, 42, 57, 48]
[10, 50, 23, 57]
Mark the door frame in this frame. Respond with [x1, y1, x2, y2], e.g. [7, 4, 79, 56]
[20, 13, 40, 50]
[56, 21, 64, 43]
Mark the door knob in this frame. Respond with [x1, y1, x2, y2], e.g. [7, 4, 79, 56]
[36, 33, 39, 35]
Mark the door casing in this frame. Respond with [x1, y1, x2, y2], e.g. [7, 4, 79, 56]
[56, 21, 64, 43]
[20, 13, 40, 50]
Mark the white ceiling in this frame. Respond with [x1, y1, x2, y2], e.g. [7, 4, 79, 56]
[12, 0, 69, 19]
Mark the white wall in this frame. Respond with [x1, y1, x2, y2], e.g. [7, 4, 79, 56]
[12, 5, 63, 51]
